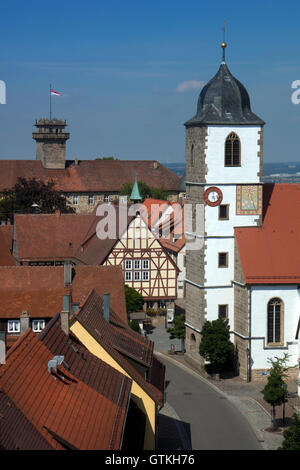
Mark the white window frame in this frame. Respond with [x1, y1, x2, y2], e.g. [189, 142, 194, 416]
[73, 195, 78, 205]
[134, 260, 141, 270]
[104, 194, 110, 202]
[7, 320, 20, 333]
[142, 271, 150, 281]
[134, 271, 141, 281]
[142, 259, 149, 270]
[88, 194, 94, 206]
[125, 260, 132, 270]
[32, 319, 45, 333]
[125, 271, 132, 281]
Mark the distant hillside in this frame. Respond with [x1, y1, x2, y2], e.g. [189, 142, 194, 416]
[165, 162, 300, 183]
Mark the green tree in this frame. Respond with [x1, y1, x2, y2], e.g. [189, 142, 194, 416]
[278, 413, 300, 450]
[261, 354, 290, 430]
[120, 181, 168, 202]
[199, 318, 234, 374]
[0, 177, 74, 223]
[128, 319, 141, 334]
[124, 284, 144, 312]
[167, 314, 185, 353]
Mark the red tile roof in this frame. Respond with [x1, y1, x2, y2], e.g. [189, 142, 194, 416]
[0, 330, 129, 449]
[0, 390, 53, 450]
[71, 290, 164, 406]
[40, 313, 132, 408]
[0, 265, 127, 323]
[15, 213, 93, 262]
[0, 160, 180, 193]
[140, 198, 185, 253]
[0, 230, 16, 266]
[235, 184, 300, 284]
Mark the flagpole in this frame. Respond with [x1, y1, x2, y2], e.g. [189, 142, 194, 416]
[50, 83, 52, 120]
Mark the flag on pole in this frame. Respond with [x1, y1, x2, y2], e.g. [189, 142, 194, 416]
[50, 89, 62, 96]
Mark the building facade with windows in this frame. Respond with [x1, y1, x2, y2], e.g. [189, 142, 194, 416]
[184, 44, 264, 374]
[0, 118, 181, 214]
[184, 44, 300, 381]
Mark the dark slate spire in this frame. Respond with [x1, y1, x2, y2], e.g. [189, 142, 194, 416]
[185, 43, 265, 127]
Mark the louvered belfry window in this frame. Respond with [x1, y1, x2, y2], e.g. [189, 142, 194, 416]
[225, 132, 241, 166]
[267, 298, 282, 344]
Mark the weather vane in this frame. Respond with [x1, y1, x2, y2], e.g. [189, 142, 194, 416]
[221, 20, 227, 62]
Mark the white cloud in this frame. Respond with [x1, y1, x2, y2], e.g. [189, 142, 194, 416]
[176, 80, 205, 93]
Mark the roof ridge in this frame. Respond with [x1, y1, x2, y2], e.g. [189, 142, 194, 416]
[4, 328, 33, 360]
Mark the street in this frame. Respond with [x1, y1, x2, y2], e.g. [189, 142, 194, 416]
[161, 356, 262, 450]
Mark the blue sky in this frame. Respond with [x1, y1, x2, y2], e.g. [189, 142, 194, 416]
[0, 0, 300, 163]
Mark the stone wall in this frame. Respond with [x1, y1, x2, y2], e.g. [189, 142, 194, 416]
[184, 126, 207, 364]
[233, 240, 249, 381]
[65, 192, 179, 214]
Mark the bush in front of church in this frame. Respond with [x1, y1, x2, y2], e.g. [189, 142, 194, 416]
[199, 318, 234, 375]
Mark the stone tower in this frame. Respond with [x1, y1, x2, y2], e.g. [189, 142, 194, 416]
[32, 118, 70, 169]
[184, 43, 265, 370]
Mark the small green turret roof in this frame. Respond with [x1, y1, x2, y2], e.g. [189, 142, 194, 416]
[130, 176, 142, 202]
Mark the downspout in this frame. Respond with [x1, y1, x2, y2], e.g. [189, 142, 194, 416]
[248, 287, 252, 383]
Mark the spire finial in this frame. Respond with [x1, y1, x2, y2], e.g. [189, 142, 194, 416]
[221, 20, 227, 63]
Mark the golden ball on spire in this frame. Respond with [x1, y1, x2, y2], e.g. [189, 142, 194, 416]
[221, 41, 227, 49]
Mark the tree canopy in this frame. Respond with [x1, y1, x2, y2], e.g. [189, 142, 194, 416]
[199, 318, 234, 373]
[120, 180, 168, 202]
[261, 354, 290, 430]
[167, 314, 185, 353]
[124, 284, 144, 312]
[279, 413, 300, 450]
[0, 177, 74, 223]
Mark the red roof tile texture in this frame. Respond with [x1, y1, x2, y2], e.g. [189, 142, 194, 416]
[235, 184, 300, 284]
[40, 313, 132, 408]
[0, 160, 180, 193]
[0, 265, 127, 323]
[0, 330, 129, 449]
[0, 230, 16, 266]
[72, 290, 164, 406]
[0, 390, 53, 450]
[15, 213, 93, 262]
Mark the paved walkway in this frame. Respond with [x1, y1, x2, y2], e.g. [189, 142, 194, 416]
[151, 318, 299, 451]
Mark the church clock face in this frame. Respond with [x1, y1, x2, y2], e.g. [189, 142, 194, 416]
[204, 186, 223, 207]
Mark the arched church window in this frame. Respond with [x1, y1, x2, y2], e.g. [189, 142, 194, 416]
[267, 298, 283, 345]
[225, 132, 241, 166]
[191, 144, 194, 166]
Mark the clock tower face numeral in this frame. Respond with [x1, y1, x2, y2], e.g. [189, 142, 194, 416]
[204, 187, 223, 207]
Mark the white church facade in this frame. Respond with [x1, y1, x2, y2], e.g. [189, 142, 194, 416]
[184, 42, 300, 382]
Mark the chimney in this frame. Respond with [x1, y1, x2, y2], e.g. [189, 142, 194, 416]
[20, 311, 30, 335]
[153, 161, 158, 169]
[64, 262, 72, 287]
[104, 293, 110, 323]
[0, 331, 5, 365]
[61, 294, 70, 336]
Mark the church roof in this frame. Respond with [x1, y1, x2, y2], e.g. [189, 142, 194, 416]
[235, 184, 300, 284]
[185, 62, 265, 127]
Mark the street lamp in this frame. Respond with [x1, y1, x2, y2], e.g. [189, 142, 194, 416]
[246, 347, 250, 383]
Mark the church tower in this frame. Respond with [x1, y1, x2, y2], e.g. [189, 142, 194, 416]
[184, 42, 265, 369]
[32, 118, 70, 169]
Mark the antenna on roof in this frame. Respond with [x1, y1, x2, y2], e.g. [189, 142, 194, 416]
[221, 20, 227, 63]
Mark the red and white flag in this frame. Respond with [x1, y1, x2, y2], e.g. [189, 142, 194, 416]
[50, 89, 62, 96]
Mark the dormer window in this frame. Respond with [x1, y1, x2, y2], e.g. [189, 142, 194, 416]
[225, 132, 241, 167]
